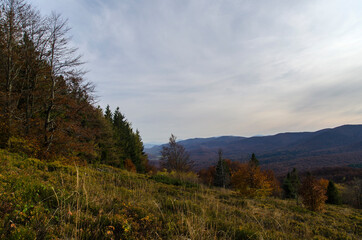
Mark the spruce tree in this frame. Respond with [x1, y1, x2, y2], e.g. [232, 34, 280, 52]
[108, 107, 147, 171]
[282, 168, 300, 199]
[326, 181, 341, 205]
[249, 153, 259, 168]
[104, 105, 113, 122]
[214, 149, 231, 188]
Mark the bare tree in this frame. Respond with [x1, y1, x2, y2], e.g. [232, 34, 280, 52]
[160, 134, 193, 172]
[43, 12, 83, 151]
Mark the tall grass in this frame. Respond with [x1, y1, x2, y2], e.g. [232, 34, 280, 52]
[0, 149, 361, 239]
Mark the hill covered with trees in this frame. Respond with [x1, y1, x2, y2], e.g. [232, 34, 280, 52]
[146, 124, 362, 174]
[0, 0, 148, 173]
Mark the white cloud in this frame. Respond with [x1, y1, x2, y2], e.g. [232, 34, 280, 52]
[29, 0, 362, 142]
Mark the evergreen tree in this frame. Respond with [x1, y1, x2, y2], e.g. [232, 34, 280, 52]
[282, 168, 300, 199]
[326, 181, 341, 205]
[249, 153, 259, 168]
[130, 129, 147, 173]
[104, 105, 112, 122]
[95, 107, 117, 165]
[214, 149, 231, 188]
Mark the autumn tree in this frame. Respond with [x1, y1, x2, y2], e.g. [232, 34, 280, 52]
[124, 158, 137, 172]
[299, 174, 327, 211]
[160, 134, 193, 172]
[42, 12, 83, 154]
[265, 169, 282, 197]
[0, 0, 148, 170]
[0, 0, 33, 146]
[0, 0, 99, 160]
[342, 179, 362, 209]
[198, 166, 216, 186]
[231, 163, 273, 197]
[231, 154, 277, 198]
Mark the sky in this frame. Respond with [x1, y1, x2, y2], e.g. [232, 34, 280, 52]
[29, 0, 362, 143]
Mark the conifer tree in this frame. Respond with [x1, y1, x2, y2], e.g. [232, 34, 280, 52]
[111, 107, 147, 171]
[249, 153, 259, 168]
[214, 149, 231, 188]
[282, 168, 300, 200]
[104, 105, 112, 122]
[326, 181, 341, 205]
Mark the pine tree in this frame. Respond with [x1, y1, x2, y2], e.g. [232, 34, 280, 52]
[104, 105, 112, 122]
[282, 168, 300, 200]
[249, 153, 259, 168]
[326, 181, 341, 205]
[111, 107, 147, 171]
[214, 149, 231, 188]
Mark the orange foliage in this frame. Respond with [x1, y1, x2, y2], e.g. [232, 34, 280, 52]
[265, 169, 282, 197]
[319, 178, 329, 191]
[231, 163, 276, 198]
[198, 166, 216, 186]
[124, 159, 137, 173]
[299, 175, 327, 211]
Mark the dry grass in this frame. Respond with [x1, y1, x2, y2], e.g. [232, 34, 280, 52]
[0, 149, 361, 239]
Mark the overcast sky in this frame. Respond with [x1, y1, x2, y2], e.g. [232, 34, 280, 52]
[29, 0, 362, 143]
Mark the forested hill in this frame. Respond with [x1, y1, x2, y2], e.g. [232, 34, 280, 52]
[146, 124, 362, 173]
[0, 0, 148, 173]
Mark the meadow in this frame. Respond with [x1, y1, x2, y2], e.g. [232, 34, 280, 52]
[0, 149, 360, 239]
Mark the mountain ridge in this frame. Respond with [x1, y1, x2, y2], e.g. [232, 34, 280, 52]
[145, 124, 362, 174]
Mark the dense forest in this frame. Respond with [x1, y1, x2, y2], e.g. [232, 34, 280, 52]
[0, 0, 148, 172]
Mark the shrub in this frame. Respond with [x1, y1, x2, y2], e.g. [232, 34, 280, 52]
[299, 175, 327, 211]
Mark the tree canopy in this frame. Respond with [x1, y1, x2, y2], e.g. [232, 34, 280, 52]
[0, 0, 148, 172]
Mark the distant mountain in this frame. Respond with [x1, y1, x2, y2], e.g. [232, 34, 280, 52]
[145, 124, 362, 175]
[144, 143, 162, 149]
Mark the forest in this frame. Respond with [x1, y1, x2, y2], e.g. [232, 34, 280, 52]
[0, 0, 361, 239]
[0, 0, 148, 172]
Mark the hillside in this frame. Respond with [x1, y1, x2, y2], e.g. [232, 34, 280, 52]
[146, 125, 362, 174]
[0, 149, 360, 239]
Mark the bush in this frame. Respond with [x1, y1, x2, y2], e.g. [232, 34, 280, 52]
[299, 175, 327, 211]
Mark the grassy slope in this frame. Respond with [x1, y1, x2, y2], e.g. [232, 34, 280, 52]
[0, 150, 361, 240]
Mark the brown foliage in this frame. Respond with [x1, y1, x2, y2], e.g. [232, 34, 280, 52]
[265, 169, 282, 197]
[319, 178, 329, 191]
[124, 158, 137, 173]
[231, 163, 275, 198]
[299, 175, 327, 211]
[198, 166, 216, 186]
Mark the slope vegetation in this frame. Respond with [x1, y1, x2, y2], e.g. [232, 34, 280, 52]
[0, 150, 360, 239]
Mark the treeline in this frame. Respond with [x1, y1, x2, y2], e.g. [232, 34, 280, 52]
[0, 0, 148, 172]
[198, 152, 281, 198]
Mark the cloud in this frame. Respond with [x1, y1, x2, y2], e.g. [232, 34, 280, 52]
[29, 0, 362, 142]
